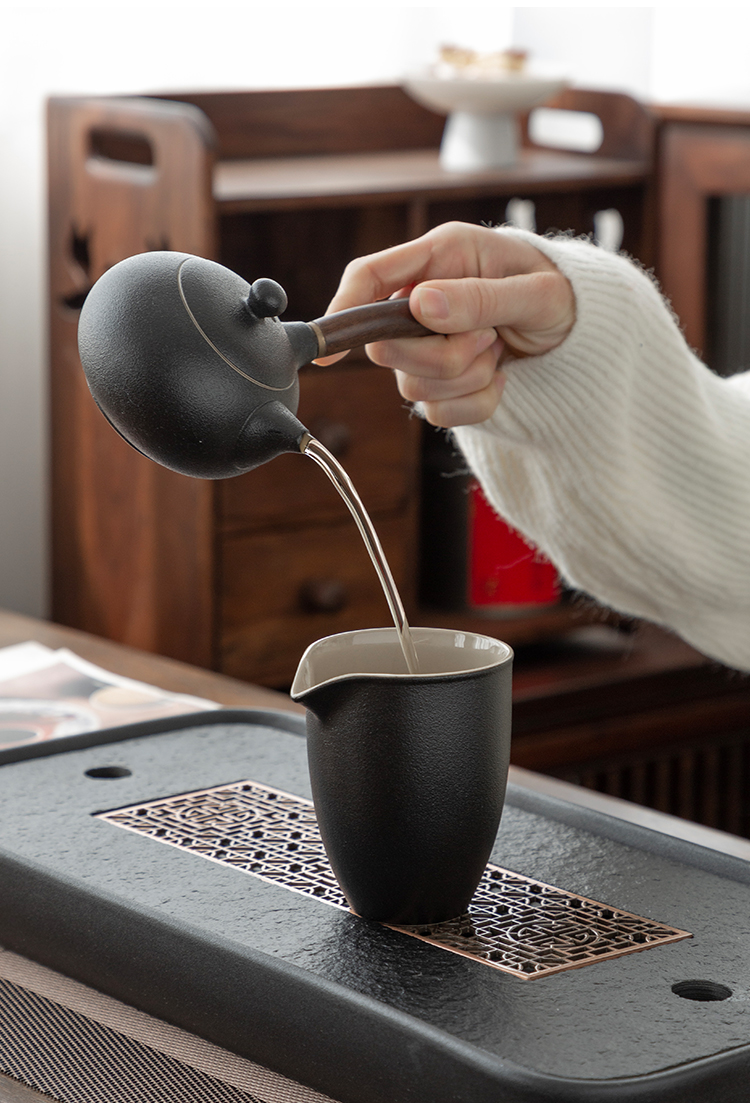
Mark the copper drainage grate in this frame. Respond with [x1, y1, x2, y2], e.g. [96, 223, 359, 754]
[99, 779, 690, 980]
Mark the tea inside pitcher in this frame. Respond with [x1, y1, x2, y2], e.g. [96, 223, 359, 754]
[302, 435, 419, 674]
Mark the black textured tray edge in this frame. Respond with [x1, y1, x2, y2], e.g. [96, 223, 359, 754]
[0, 707, 306, 766]
[2, 712, 750, 1098]
[5, 706, 750, 891]
[6, 706, 749, 892]
[506, 782, 750, 889]
[1, 845, 749, 1103]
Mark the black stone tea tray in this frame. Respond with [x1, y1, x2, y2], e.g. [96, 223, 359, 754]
[0, 708, 749, 1101]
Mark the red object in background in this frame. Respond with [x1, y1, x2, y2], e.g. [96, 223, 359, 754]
[468, 484, 560, 609]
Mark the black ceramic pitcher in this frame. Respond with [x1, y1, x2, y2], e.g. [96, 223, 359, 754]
[291, 627, 513, 925]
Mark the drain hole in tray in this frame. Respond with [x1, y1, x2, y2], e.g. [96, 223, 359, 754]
[672, 980, 732, 1001]
[86, 766, 132, 779]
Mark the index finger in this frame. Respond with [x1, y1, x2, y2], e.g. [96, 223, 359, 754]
[326, 237, 437, 314]
[324, 222, 552, 316]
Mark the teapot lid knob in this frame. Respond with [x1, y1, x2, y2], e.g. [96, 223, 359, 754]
[246, 278, 288, 318]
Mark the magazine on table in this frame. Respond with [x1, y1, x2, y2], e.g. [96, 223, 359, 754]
[0, 642, 218, 752]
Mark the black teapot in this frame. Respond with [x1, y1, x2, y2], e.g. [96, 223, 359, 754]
[78, 251, 431, 479]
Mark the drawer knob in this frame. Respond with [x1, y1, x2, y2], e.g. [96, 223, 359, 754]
[299, 578, 348, 613]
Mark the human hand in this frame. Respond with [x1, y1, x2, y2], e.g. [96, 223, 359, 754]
[316, 222, 575, 427]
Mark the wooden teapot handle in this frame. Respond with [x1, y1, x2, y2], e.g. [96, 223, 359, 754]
[310, 298, 434, 357]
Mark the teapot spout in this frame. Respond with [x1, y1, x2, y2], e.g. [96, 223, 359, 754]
[231, 400, 310, 473]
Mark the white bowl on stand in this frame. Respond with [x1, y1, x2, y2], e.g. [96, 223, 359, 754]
[404, 74, 567, 171]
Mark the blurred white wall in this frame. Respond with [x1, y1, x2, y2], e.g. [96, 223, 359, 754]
[651, 7, 750, 104]
[513, 6, 750, 104]
[512, 7, 654, 97]
[1, 3, 749, 621]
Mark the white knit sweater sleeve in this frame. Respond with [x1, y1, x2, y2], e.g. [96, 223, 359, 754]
[452, 229, 750, 671]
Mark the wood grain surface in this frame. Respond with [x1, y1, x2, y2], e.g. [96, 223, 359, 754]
[315, 298, 432, 355]
[657, 122, 750, 354]
[0, 609, 296, 713]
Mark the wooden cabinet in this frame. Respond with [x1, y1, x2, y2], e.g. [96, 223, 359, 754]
[654, 104, 750, 360]
[512, 622, 750, 839]
[49, 85, 656, 688]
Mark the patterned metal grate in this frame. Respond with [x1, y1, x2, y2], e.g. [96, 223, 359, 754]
[100, 780, 690, 980]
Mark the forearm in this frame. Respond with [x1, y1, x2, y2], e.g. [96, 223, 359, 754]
[453, 231, 750, 670]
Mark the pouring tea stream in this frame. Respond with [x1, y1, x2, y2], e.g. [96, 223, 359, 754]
[78, 251, 514, 923]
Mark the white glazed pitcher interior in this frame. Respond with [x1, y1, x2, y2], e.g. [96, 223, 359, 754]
[291, 627, 512, 697]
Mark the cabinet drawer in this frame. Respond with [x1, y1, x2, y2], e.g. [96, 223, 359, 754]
[217, 362, 419, 532]
[219, 514, 413, 688]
